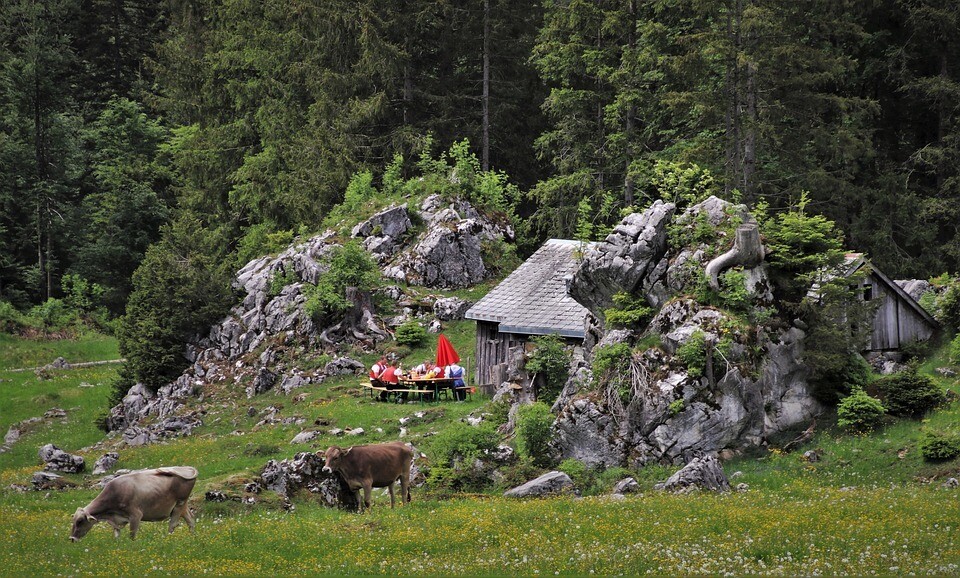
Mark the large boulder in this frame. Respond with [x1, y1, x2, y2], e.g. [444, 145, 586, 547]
[38, 444, 85, 473]
[503, 471, 576, 498]
[654, 454, 731, 493]
[556, 198, 822, 466]
[569, 200, 675, 315]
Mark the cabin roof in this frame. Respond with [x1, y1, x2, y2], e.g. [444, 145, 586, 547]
[842, 253, 939, 328]
[465, 239, 594, 338]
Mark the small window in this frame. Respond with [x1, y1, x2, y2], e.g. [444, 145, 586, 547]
[863, 284, 873, 301]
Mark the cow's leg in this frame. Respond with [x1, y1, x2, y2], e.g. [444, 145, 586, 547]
[401, 471, 411, 504]
[168, 502, 185, 533]
[128, 510, 143, 540]
[388, 481, 396, 509]
[362, 483, 373, 512]
[182, 504, 196, 532]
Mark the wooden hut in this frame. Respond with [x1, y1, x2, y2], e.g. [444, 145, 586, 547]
[465, 239, 594, 387]
[836, 253, 939, 351]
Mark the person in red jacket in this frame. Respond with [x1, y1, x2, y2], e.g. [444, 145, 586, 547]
[370, 357, 387, 386]
[379, 362, 407, 402]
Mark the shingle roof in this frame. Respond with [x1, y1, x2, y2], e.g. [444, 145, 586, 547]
[465, 239, 594, 338]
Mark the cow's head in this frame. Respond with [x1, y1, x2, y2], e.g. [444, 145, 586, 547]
[321, 446, 351, 474]
[69, 507, 97, 542]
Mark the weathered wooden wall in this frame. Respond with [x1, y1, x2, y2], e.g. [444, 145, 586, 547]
[474, 320, 525, 387]
[867, 274, 935, 351]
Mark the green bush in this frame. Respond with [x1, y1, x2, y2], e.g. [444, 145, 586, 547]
[395, 321, 427, 346]
[425, 421, 501, 492]
[304, 240, 380, 323]
[950, 334, 960, 365]
[874, 367, 946, 418]
[676, 331, 708, 378]
[918, 430, 960, 461]
[515, 402, 556, 468]
[526, 334, 569, 403]
[837, 388, 887, 433]
[603, 291, 653, 329]
[0, 300, 26, 333]
[116, 215, 235, 391]
[938, 283, 960, 331]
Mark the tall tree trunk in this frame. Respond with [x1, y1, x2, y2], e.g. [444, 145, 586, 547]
[743, 59, 757, 199]
[623, 0, 636, 207]
[724, 1, 742, 199]
[481, 0, 490, 171]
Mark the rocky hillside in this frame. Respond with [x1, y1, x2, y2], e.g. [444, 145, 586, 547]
[553, 197, 821, 466]
[105, 194, 512, 445]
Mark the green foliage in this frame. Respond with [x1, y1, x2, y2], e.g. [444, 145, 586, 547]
[426, 421, 501, 492]
[515, 402, 556, 468]
[395, 321, 427, 347]
[802, 272, 877, 404]
[836, 388, 887, 433]
[603, 292, 653, 329]
[918, 430, 960, 461]
[236, 224, 296, 266]
[874, 367, 947, 418]
[668, 399, 685, 416]
[267, 269, 297, 298]
[647, 160, 719, 208]
[480, 238, 521, 278]
[592, 343, 632, 380]
[949, 334, 960, 365]
[116, 215, 235, 391]
[304, 241, 380, 323]
[526, 334, 570, 403]
[575, 198, 594, 245]
[0, 301, 26, 333]
[676, 331, 709, 379]
[936, 283, 960, 331]
[763, 193, 846, 300]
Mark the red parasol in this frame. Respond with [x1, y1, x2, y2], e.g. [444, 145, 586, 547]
[435, 333, 460, 368]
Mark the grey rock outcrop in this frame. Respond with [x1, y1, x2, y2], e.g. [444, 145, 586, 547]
[569, 200, 675, 315]
[503, 471, 576, 498]
[352, 205, 413, 262]
[92, 452, 119, 475]
[555, 198, 823, 466]
[39, 444, 85, 473]
[324, 357, 365, 376]
[433, 297, 473, 321]
[32, 471, 76, 490]
[655, 454, 731, 493]
[260, 452, 359, 510]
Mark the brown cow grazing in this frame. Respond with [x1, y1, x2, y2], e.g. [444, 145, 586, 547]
[322, 442, 412, 511]
[70, 466, 197, 541]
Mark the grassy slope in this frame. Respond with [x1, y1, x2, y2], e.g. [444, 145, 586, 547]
[1, 333, 959, 575]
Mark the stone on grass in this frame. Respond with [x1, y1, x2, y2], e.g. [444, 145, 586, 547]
[503, 471, 576, 498]
[654, 454, 730, 493]
[39, 444, 85, 473]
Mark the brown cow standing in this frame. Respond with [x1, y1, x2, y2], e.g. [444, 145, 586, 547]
[321, 442, 412, 511]
[70, 466, 197, 541]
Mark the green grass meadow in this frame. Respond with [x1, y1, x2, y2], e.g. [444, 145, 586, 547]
[2, 333, 960, 576]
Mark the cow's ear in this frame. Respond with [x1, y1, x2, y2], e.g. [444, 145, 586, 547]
[74, 507, 85, 517]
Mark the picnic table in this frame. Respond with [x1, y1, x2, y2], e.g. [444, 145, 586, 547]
[359, 376, 475, 403]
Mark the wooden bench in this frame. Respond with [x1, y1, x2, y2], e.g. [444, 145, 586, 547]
[360, 382, 429, 403]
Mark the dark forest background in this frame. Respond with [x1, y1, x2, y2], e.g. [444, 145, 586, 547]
[2, 0, 958, 320]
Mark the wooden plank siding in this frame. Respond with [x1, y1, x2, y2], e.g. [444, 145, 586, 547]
[865, 273, 936, 351]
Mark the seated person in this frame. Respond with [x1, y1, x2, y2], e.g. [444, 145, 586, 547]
[412, 359, 435, 377]
[369, 357, 387, 387]
[445, 362, 466, 401]
[379, 363, 407, 402]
